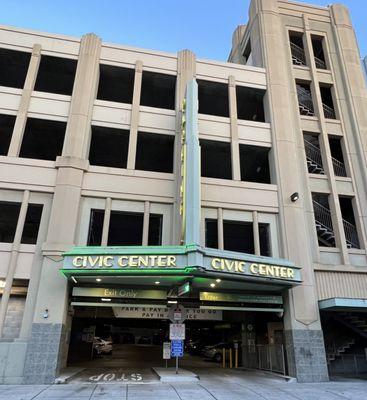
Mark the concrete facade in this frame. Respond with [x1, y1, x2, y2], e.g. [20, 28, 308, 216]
[0, 0, 366, 385]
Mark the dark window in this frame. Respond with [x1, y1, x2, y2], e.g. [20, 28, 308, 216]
[205, 219, 218, 249]
[289, 32, 306, 66]
[87, 209, 104, 246]
[329, 136, 347, 177]
[97, 64, 134, 103]
[140, 71, 176, 110]
[320, 85, 336, 119]
[200, 139, 232, 180]
[303, 133, 324, 175]
[198, 80, 229, 118]
[0, 201, 21, 243]
[223, 220, 254, 254]
[0, 114, 16, 156]
[243, 40, 252, 64]
[21, 204, 43, 244]
[34, 55, 77, 95]
[236, 86, 265, 122]
[108, 211, 143, 246]
[311, 36, 327, 69]
[19, 118, 66, 161]
[135, 132, 174, 173]
[239, 144, 270, 184]
[312, 193, 336, 247]
[0, 48, 31, 89]
[296, 82, 314, 116]
[339, 197, 360, 249]
[259, 223, 271, 257]
[89, 126, 129, 169]
[148, 214, 163, 245]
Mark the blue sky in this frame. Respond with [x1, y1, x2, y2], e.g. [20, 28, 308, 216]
[1, 0, 366, 61]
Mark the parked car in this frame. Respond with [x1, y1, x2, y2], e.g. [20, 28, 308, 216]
[93, 337, 113, 356]
[137, 336, 151, 344]
[186, 340, 206, 355]
[203, 342, 231, 362]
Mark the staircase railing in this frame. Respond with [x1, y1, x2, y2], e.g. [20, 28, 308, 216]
[297, 85, 314, 115]
[332, 157, 347, 177]
[322, 102, 336, 119]
[304, 139, 324, 172]
[313, 200, 334, 232]
[290, 42, 306, 65]
[343, 219, 360, 249]
[314, 56, 327, 70]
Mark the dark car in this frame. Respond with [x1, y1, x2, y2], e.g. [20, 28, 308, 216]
[138, 336, 151, 344]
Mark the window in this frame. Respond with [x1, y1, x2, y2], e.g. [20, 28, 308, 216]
[148, 214, 163, 245]
[259, 223, 271, 256]
[312, 193, 335, 247]
[34, 55, 77, 95]
[19, 118, 66, 161]
[289, 32, 306, 66]
[97, 64, 134, 103]
[303, 133, 324, 175]
[329, 136, 347, 177]
[236, 86, 265, 122]
[223, 220, 254, 254]
[200, 139, 232, 180]
[140, 71, 176, 110]
[21, 204, 43, 244]
[243, 40, 252, 65]
[0, 201, 21, 243]
[205, 219, 218, 249]
[108, 211, 143, 246]
[339, 197, 360, 249]
[296, 82, 314, 116]
[197, 80, 229, 118]
[87, 209, 104, 246]
[239, 144, 270, 184]
[135, 132, 174, 173]
[89, 126, 129, 169]
[320, 85, 336, 119]
[0, 48, 30, 89]
[0, 114, 16, 156]
[311, 35, 327, 70]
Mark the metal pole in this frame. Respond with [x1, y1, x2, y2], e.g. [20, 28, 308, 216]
[229, 348, 233, 368]
[281, 345, 286, 376]
[235, 348, 238, 368]
[176, 356, 178, 374]
[222, 348, 226, 368]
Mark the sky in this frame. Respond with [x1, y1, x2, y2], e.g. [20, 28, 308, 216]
[0, 0, 366, 61]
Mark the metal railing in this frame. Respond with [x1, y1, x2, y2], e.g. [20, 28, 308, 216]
[332, 157, 347, 177]
[314, 56, 327, 70]
[297, 85, 314, 115]
[313, 200, 334, 232]
[304, 139, 324, 172]
[290, 42, 306, 66]
[322, 102, 336, 119]
[343, 219, 360, 249]
[328, 354, 367, 376]
[242, 345, 286, 375]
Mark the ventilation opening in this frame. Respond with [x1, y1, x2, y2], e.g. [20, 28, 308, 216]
[140, 71, 176, 110]
[259, 223, 271, 257]
[311, 35, 327, 69]
[296, 82, 314, 116]
[34, 55, 77, 95]
[205, 219, 218, 249]
[148, 214, 163, 245]
[197, 80, 229, 118]
[236, 86, 265, 122]
[312, 193, 336, 247]
[200, 139, 232, 180]
[320, 85, 336, 119]
[97, 64, 135, 104]
[108, 211, 143, 246]
[223, 220, 254, 254]
[21, 204, 43, 244]
[135, 132, 174, 173]
[289, 32, 306, 66]
[329, 136, 347, 177]
[19, 118, 66, 161]
[303, 132, 324, 175]
[0, 201, 21, 243]
[0, 48, 31, 89]
[239, 144, 270, 184]
[89, 126, 129, 169]
[0, 114, 16, 156]
[339, 197, 360, 249]
[87, 209, 104, 246]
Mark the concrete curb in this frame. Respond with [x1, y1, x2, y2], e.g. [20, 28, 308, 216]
[152, 367, 199, 382]
[55, 367, 85, 384]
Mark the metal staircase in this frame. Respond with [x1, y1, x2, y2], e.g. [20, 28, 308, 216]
[326, 337, 356, 364]
[336, 314, 367, 338]
[297, 85, 315, 116]
[290, 42, 306, 66]
[304, 139, 324, 174]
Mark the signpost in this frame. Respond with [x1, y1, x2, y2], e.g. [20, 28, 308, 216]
[163, 341, 171, 368]
[171, 340, 184, 374]
[169, 323, 185, 374]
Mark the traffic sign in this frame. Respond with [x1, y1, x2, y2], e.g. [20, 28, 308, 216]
[169, 323, 185, 340]
[168, 304, 186, 323]
[171, 340, 184, 357]
[163, 342, 171, 359]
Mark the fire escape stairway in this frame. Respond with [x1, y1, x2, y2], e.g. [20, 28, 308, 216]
[290, 42, 306, 66]
[304, 139, 324, 174]
[297, 86, 315, 116]
[326, 337, 356, 364]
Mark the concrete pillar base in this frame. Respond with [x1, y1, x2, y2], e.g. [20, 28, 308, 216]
[284, 329, 329, 383]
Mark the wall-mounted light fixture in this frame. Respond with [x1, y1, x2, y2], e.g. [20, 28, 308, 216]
[290, 192, 299, 202]
[43, 308, 49, 319]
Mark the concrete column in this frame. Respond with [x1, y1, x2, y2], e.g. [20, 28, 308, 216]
[172, 50, 196, 245]
[228, 75, 241, 181]
[8, 45, 41, 157]
[0, 190, 29, 337]
[217, 208, 224, 250]
[252, 210, 260, 256]
[142, 201, 150, 245]
[23, 33, 102, 384]
[252, 0, 328, 382]
[127, 60, 143, 170]
[101, 197, 112, 246]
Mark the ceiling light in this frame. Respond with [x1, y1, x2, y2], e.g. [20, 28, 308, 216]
[96, 278, 102, 282]
[168, 300, 177, 304]
[155, 281, 160, 285]
[71, 276, 77, 284]
[215, 279, 221, 283]
[210, 283, 216, 288]
[101, 298, 111, 302]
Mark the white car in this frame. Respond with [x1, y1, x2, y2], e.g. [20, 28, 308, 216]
[93, 337, 113, 356]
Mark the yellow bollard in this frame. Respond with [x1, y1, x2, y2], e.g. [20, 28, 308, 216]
[229, 348, 233, 368]
[235, 347, 238, 368]
[222, 348, 226, 368]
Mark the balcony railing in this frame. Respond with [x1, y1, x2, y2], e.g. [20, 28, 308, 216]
[297, 86, 314, 116]
[290, 42, 306, 66]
